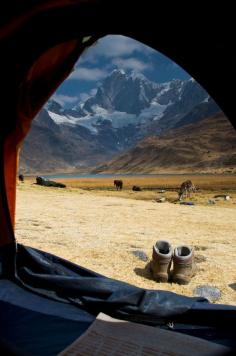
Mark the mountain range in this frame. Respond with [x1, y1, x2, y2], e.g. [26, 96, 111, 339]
[92, 112, 236, 174]
[19, 69, 236, 174]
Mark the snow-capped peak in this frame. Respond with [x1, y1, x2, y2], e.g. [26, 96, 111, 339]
[110, 68, 126, 76]
[45, 69, 211, 140]
[129, 70, 148, 81]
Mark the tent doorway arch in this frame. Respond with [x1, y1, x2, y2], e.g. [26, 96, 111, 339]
[1, 2, 235, 244]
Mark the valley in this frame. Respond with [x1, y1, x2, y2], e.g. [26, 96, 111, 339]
[19, 69, 232, 175]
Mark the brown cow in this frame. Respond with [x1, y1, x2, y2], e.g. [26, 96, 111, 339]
[114, 180, 123, 190]
[178, 180, 196, 200]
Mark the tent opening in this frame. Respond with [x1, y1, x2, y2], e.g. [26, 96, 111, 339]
[15, 35, 236, 306]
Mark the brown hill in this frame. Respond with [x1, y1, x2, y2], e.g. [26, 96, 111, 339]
[93, 113, 236, 174]
[19, 109, 120, 174]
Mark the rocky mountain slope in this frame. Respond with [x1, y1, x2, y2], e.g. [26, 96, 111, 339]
[92, 113, 236, 174]
[19, 69, 223, 174]
[19, 108, 124, 174]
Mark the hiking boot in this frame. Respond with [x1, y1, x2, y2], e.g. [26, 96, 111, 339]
[172, 245, 196, 285]
[150, 240, 172, 282]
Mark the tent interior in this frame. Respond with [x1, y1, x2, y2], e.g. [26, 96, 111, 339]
[0, 1, 235, 354]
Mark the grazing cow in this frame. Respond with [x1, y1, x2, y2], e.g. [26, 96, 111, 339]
[178, 180, 196, 200]
[132, 185, 142, 191]
[18, 174, 24, 182]
[114, 179, 123, 190]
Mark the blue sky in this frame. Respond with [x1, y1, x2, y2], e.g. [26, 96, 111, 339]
[53, 35, 190, 106]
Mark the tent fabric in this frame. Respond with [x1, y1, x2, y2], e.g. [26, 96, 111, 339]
[0, 280, 95, 355]
[0, 281, 234, 356]
[3, 38, 91, 230]
[8, 244, 236, 348]
[1, 245, 236, 354]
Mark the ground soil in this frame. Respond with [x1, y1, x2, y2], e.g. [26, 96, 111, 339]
[15, 176, 236, 305]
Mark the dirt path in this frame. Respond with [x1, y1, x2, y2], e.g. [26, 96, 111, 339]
[15, 182, 236, 305]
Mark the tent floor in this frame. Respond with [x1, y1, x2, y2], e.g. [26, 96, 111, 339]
[0, 280, 95, 355]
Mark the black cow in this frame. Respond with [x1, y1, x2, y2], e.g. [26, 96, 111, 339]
[114, 179, 123, 190]
[132, 185, 142, 191]
[18, 174, 24, 182]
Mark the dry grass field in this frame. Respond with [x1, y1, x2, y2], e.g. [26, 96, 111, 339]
[51, 175, 236, 205]
[50, 175, 236, 190]
[16, 175, 236, 305]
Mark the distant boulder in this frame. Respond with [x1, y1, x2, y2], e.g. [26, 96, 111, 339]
[36, 176, 66, 188]
[155, 197, 166, 203]
[214, 194, 231, 200]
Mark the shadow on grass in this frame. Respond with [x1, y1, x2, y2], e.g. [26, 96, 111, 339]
[195, 254, 207, 263]
[134, 262, 154, 281]
[194, 245, 208, 251]
[135, 258, 206, 282]
[229, 283, 236, 291]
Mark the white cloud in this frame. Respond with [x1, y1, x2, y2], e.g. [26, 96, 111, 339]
[79, 88, 97, 102]
[90, 88, 97, 96]
[79, 35, 155, 63]
[68, 67, 108, 81]
[112, 57, 152, 71]
[79, 92, 90, 101]
[52, 94, 78, 106]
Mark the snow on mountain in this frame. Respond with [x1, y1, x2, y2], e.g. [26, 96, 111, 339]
[48, 111, 75, 125]
[129, 70, 149, 82]
[46, 69, 220, 144]
[47, 69, 175, 129]
[20, 68, 221, 173]
[139, 100, 167, 122]
[87, 106, 136, 129]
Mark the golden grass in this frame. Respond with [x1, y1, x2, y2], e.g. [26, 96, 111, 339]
[24, 174, 236, 206]
[16, 175, 236, 306]
[53, 174, 236, 190]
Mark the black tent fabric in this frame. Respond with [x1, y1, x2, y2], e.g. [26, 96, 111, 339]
[1, 244, 235, 354]
[0, 281, 95, 355]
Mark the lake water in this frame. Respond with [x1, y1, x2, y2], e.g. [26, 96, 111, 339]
[42, 172, 235, 179]
[43, 173, 166, 179]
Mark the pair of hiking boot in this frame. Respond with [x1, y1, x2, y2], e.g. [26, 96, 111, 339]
[150, 240, 196, 285]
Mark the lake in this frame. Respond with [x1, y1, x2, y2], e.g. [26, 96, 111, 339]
[42, 172, 236, 179]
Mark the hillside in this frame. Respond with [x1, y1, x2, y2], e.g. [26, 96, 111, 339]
[92, 113, 236, 174]
[19, 109, 120, 174]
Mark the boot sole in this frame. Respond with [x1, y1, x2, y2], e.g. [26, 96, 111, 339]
[172, 277, 190, 285]
[171, 272, 194, 285]
[153, 274, 169, 283]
